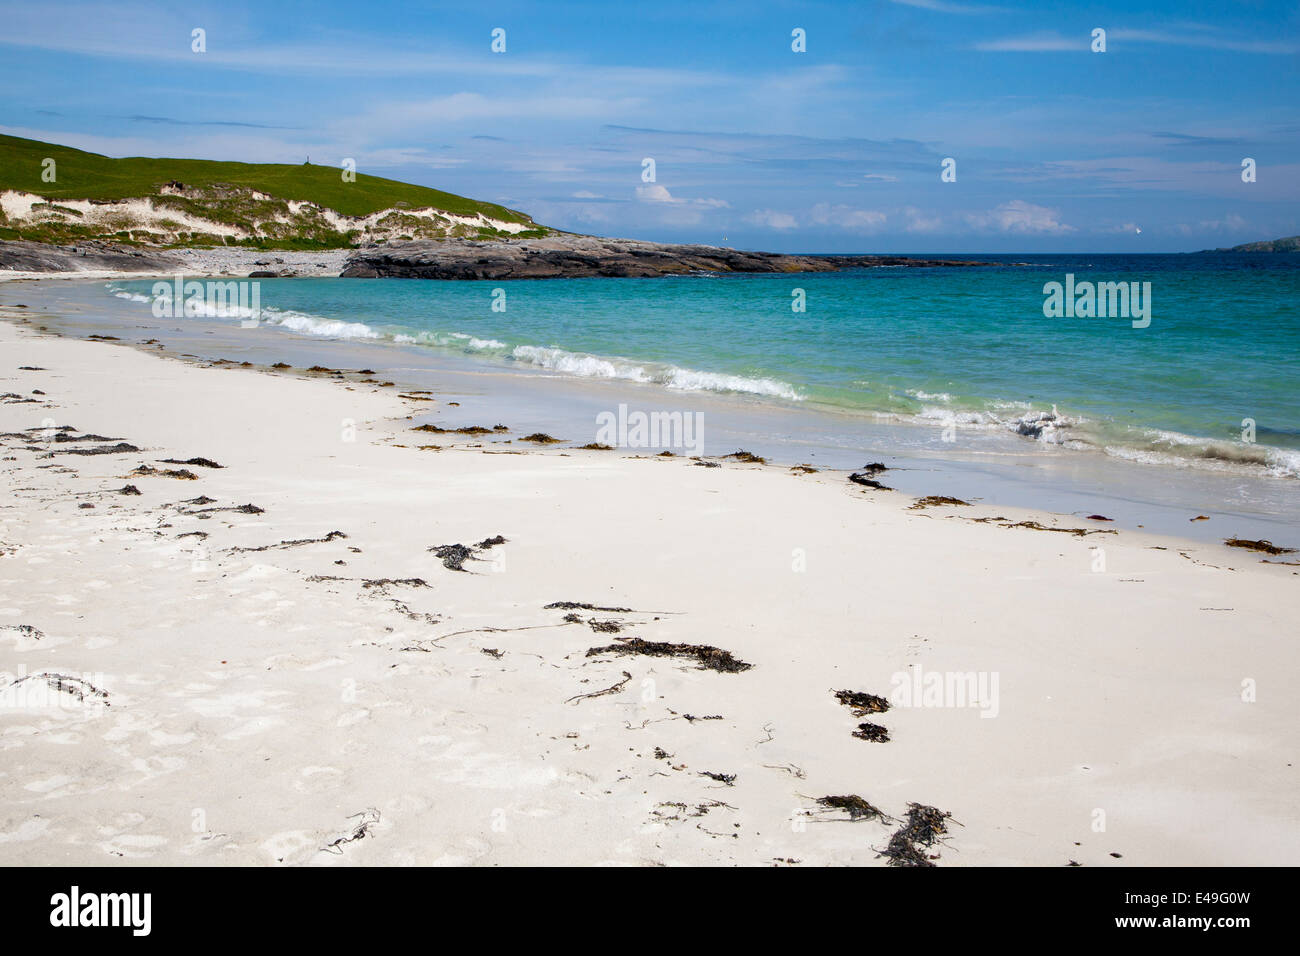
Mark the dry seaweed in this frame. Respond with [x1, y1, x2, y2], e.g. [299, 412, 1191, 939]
[10, 672, 110, 707]
[698, 771, 736, 786]
[158, 457, 223, 469]
[1001, 520, 1116, 537]
[54, 442, 141, 456]
[566, 670, 632, 704]
[877, 803, 956, 867]
[429, 535, 506, 571]
[816, 795, 889, 822]
[852, 722, 891, 743]
[359, 577, 428, 589]
[586, 637, 753, 673]
[411, 423, 505, 435]
[321, 808, 380, 854]
[722, 450, 766, 464]
[228, 530, 347, 553]
[430, 543, 474, 570]
[546, 601, 633, 612]
[910, 495, 970, 510]
[1224, 538, 1296, 555]
[578, 442, 614, 450]
[835, 689, 891, 716]
[129, 464, 198, 480]
[521, 432, 564, 443]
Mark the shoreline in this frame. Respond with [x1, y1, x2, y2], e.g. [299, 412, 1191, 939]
[0, 305, 1297, 866]
[3, 276, 1298, 549]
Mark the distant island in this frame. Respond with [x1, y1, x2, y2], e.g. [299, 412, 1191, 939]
[1203, 235, 1300, 253]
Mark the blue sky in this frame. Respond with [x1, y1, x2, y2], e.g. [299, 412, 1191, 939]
[1, 0, 1297, 252]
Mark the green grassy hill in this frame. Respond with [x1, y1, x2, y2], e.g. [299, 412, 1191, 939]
[0, 134, 548, 248]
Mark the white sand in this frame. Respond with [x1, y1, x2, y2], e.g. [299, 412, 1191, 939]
[1, 312, 1296, 866]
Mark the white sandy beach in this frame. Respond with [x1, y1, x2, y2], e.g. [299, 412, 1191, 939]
[1, 305, 1297, 867]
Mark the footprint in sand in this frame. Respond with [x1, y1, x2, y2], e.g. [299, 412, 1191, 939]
[293, 766, 344, 794]
[99, 833, 168, 859]
[24, 774, 77, 797]
[261, 830, 321, 865]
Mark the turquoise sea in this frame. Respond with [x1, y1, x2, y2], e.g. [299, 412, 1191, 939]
[107, 252, 1300, 478]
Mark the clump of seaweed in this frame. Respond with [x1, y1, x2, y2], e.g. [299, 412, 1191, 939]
[586, 637, 753, 673]
[429, 535, 508, 571]
[412, 423, 497, 435]
[118, 484, 141, 496]
[817, 795, 889, 822]
[546, 601, 633, 612]
[579, 443, 614, 450]
[835, 689, 890, 716]
[910, 495, 970, 510]
[852, 722, 891, 743]
[566, 613, 624, 633]
[129, 464, 198, 480]
[521, 432, 563, 444]
[878, 803, 958, 867]
[790, 464, 818, 474]
[159, 457, 223, 469]
[430, 544, 474, 571]
[55, 442, 141, 456]
[849, 472, 891, 490]
[698, 770, 736, 786]
[722, 450, 766, 464]
[1001, 520, 1115, 537]
[1225, 538, 1296, 555]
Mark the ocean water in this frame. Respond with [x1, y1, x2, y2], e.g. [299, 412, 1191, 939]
[106, 252, 1300, 479]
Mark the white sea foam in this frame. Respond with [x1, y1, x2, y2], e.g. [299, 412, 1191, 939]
[265, 309, 379, 340]
[510, 344, 802, 400]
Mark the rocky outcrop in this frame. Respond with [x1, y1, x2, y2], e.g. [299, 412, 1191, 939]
[341, 236, 988, 279]
[0, 239, 184, 274]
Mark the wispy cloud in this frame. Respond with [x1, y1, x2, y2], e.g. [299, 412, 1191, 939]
[889, 0, 1006, 13]
[965, 201, 1075, 234]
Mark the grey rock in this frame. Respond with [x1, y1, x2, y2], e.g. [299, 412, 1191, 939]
[0, 239, 184, 274]
[341, 236, 988, 280]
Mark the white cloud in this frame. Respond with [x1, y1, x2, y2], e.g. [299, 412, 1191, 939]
[974, 32, 1084, 52]
[635, 184, 728, 207]
[745, 209, 798, 230]
[810, 204, 887, 231]
[965, 200, 1074, 234]
[890, 0, 1006, 13]
[902, 206, 945, 233]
